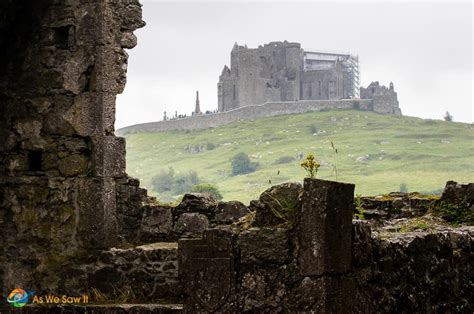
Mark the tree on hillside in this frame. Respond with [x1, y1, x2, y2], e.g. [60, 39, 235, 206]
[444, 111, 453, 122]
[151, 167, 175, 192]
[151, 167, 200, 194]
[191, 183, 223, 200]
[173, 171, 200, 194]
[231, 152, 258, 175]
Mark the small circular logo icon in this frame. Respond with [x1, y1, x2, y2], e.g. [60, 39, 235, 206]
[7, 288, 29, 308]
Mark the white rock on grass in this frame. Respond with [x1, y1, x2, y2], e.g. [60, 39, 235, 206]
[356, 155, 370, 163]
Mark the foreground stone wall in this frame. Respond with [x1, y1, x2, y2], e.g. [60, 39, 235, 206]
[353, 222, 473, 313]
[118, 99, 374, 134]
[0, 0, 145, 297]
[136, 194, 249, 243]
[178, 179, 473, 312]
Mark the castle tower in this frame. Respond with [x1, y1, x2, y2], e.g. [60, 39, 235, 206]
[194, 90, 201, 115]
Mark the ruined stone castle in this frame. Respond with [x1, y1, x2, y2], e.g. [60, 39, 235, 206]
[218, 41, 359, 111]
[119, 41, 401, 135]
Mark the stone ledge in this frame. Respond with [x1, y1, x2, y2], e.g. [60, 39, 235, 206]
[23, 303, 183, 313]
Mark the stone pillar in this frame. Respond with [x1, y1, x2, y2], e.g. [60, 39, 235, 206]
[194, 90, 201, 114]
[178, 229, 236, 313]
[298, 178, 355, 312]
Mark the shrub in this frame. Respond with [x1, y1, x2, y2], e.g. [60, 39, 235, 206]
[173, 171, 200, 194]
[354, 194, 366, 219]
[433, 201, 474, 225]
[206, 142, 216, 150]
[308, 124, 318, 134]
[399, 183, 408, 193]
[191, 183, 223, 200]
[273, 155, 295, 165]
[443, 111, 453, 122]
[231, 152, 258, 175]
[151, 168, 201, 195]
[151, 167, 175, 192]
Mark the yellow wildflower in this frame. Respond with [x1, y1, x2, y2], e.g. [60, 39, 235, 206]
[300, 153, 321, 178]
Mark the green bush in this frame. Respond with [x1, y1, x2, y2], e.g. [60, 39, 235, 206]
[231, 152, 258, 175]
[191, 183, 223, 200]
[433, 201, 473, 225]
[354, 194, 366, 219]
[151, 167, 200, 195]
[206, 142, 217, 150]
[151, 167, 175, 192]
[273, 155, 295, 165]
[173, 171, 200, 194]
[309, 124, 318, 134]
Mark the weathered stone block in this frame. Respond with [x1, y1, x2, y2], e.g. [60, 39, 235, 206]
[65, 92, 116, 136]
[139, 205, 173, 241]
[89, 242, 180, 302]
[179, 229, 236, 313]
[173, 213, 209, 238]
[175, 193, 218, 218]
[91, 136, 126, 177]
[215, 200, 249, 224]
[239, 227, 289, 265]
[253, 182, 302, 226]
[293, 275, 355, 312]
[238, 268, 289, 312]
[92, 46, 129, 94]
[441, 181, 474, 208]
[352, 221, 373, 267]
[76, 177, 117, 249]
[298, 178, 354, 276]
[58, 153, 88, 176]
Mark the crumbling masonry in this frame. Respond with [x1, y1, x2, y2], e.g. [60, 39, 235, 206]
[0, 1, 472, 313]
[0, 0, 147, 299]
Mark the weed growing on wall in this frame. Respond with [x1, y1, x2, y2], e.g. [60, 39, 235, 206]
[354, 194, 366, 219]
[300, 154, 320, 178]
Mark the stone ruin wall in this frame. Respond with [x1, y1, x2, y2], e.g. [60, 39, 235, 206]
[0, 0, 152, 298]
[73, 180, 473, 312]
[219, 42, 303, 111]
[218, 42, 349, 112]
[361, 81, 401, 115]
[118, 99, 375, 135]
[177, 180, 473, 312]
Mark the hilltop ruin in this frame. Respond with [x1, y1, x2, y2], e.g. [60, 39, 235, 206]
[119, 41, 401, 135]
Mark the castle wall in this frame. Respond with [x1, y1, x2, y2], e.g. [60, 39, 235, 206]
[218, 42, 364, 111]
[218, 42, 303, 111]
[300, 67, 344, 100]
[361, 81, 401, 115]
[118, 99, 374, 135]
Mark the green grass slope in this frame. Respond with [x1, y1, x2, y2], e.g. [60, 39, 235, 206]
[124, 110, 474, 204]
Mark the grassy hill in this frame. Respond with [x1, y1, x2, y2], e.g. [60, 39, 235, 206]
[123, 110, 474, 204]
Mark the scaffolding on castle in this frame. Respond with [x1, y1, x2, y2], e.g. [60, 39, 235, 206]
[303, 51, 360, 99]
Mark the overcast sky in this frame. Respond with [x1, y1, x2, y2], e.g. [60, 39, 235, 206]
[115, 0, 473, 128]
